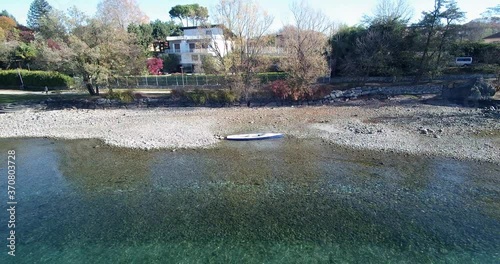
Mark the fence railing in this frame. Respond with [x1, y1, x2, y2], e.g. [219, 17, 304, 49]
[74, 73, 495, 90]
[74, 73, 288, 89]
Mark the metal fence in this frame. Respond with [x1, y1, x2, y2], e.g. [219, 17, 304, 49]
[74, 73, 288, 89]
[74, 73, 496, 90]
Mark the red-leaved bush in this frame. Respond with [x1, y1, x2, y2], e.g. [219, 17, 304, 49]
[269, 80, 291, 100]
[47, 39, 61, 50]
[147, 58, 163, 75]
[268, 80, 313, 101]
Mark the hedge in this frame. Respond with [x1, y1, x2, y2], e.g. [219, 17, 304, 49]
[0, 70, 74, 90]
[450, 42, 500, 65]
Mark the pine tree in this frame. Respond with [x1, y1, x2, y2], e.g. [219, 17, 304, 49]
[27, 0, 52, 30]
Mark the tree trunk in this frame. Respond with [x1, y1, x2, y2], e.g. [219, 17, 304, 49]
[84, 76, 97, 95]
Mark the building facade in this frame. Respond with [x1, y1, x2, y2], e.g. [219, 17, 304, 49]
[483, 32, 500, 43]
[165, 25, 231, 73]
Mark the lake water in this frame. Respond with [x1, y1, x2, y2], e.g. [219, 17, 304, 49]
[0, 138, 499, 263]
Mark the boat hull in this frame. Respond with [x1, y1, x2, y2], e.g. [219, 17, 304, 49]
[225, 133, 284, 141]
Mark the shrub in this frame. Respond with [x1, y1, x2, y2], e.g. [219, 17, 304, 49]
[105, 89, 135, 103]
[311, 85, 334, 99]
[215, 89, 237, 105]
[170, 89, 237, 106]
[147, 58, 163, 75]
[0, 70, 74, 90]
[268, 80, 291, 100]
[170, 89, 186, 100]
[251, 89, 274, 100]
[186, 89, 208, 105]
[290, 87, 313, 101]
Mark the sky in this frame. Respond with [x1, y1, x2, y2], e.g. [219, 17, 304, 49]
[2, 0, 496, 32]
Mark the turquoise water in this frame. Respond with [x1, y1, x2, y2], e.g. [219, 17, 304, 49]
[0, 138, 499, 263]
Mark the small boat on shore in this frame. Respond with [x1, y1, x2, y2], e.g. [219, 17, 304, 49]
[226, 133, 284, 141]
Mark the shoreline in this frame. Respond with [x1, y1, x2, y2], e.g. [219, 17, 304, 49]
[0, 98, 499, 163]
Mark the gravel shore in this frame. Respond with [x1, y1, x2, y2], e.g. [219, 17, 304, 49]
[1, 96, 499, 163]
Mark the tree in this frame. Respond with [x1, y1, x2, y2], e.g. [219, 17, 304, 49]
[15, 42, 37, 67]
[128, 20, 182, 56]
[43, 7, 146, 95]
[480, 4, 500, 23]
[212, 0, 274, 101]
[150, 19, 181, 39]
[69, 17, 145, 95]
[434, 0, 465, 67]
[279, 1, 332, 97]
[0, 41, 19, 69]
[330, 26, 365, 77]
[200, 55, 220, 74]
[38, 9, 69, 41]
[414, 0, 464, 79]
[1, 10, 17, 22]
[30, 39, 76, 74]
[169, 4, 209, 27]
[460, 5, 500, 42]
[169, 5, 189, 26]
[128, 23, 153, 51]
[193, 5, 209, 26]
[27, 0, 52, 30]
[159, 54, 180, 73]
[363, 0, 413, 25]
[96, 0, 149, 30]
[0, 16, 17, 31]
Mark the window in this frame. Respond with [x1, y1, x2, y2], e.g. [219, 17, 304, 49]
[189, 43, 195, 52]
[192, 55, 199, 61]
[174, 43, 180, 52]
[206, 30, 212, 35]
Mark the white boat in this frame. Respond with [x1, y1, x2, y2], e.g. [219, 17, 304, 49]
[225, 133, 284, 141]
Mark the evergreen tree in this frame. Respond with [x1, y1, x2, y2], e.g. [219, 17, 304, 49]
[0, 10, 18, 22]
[27, 0, 52, 30]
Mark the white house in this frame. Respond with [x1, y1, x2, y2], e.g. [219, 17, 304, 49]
[165, 25, 231, 73]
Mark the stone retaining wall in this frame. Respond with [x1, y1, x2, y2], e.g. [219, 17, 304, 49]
[325, 85, 443, 100]
[325, 74, 496, 84]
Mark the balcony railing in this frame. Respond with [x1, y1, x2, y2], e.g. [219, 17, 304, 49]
[165, 48, 209, 54]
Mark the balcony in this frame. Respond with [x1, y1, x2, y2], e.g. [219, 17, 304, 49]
[165, 48, 210, 54]
[166, 35, 209, 41]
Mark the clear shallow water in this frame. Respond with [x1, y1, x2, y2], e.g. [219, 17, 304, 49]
[0, 138, 499, 263]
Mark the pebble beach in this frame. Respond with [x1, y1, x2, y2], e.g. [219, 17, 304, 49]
[0, 96, 499, 163]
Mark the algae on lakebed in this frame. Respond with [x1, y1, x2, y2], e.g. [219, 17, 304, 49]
[0, 137, 499, 263]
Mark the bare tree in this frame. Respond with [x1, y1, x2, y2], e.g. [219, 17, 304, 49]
[211, 0, 274, 101]
[96, 0, 149, 30]
[280, 1, 332, 97]
[371, 0, 414, 23]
